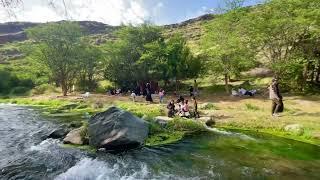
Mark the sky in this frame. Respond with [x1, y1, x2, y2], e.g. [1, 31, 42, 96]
[0, 0, 262, 25]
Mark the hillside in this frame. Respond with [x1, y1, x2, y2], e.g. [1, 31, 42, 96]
[0, 14, 213, 64]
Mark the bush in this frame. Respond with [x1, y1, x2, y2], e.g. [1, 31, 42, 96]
[199, 103, 217, 110]
[32, 84, 58, 95]
[10, 86, 30, 95]
[167, 118, 206, 132]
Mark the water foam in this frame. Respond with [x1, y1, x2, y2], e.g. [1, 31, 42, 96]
[29, 138, 61, 152]
[55, 158, 151, 180]
[206, 127, 256, 141]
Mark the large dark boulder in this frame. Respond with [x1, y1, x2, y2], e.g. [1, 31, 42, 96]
[88, 107, 149, 151]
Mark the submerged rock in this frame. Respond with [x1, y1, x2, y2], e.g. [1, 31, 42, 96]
[284, 124, 304, 136]
[63, 128, 84, 145]
[88, 107, 149, 151]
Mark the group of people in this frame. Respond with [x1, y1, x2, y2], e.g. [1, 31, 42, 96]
[232, 87, 257, 97]
[167, 95, 199, 119]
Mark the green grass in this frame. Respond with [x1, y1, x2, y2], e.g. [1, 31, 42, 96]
[245, 103, 260, 111]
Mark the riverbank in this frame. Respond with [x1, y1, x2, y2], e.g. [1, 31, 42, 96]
[0, 93, 319, 146]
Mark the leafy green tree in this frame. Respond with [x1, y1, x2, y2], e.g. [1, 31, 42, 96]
[243, 0, 320, 91]
[202, 9, 256, 93]
[27, 22, 83, 96]
[103, 24, 163, 89]
[77, 43, 103, 91]
[166, 34, 203, 91]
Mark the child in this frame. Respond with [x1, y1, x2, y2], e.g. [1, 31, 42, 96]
[159, 89, 165, 104]
[167, 100, 175, 117]
[130, 91, 136, 102]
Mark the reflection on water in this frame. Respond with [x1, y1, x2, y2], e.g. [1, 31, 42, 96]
[0, 104, 319, 180]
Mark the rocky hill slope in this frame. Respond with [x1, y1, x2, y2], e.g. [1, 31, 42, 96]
[0, 14, 214, 63]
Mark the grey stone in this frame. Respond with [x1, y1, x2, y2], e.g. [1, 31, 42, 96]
[88, 107, 149, 151]
[63, 128, 84, 145]
[48, 127, 69, 139]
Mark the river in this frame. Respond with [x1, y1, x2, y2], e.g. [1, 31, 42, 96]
[0, 104, 319, 180]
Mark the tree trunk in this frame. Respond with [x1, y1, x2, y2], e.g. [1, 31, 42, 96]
[316, 63, 320, 83]
[175, 77, 178, 94]
[224, 74, 230, 94]
[310, 64, 315, 83]
[302, 62, 309, 91]
[61, 82, 68, 96]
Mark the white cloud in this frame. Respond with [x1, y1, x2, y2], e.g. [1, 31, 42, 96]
[0, 0, 163, 25]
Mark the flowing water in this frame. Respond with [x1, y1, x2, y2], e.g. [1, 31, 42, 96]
[0, 104, 319, 180]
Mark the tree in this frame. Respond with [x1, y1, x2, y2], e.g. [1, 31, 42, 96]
[242, 0, 320, 91]
[103, 24, 163, 89]
[27, 22, 83, 96]
[77, 43, 103, 91]
[166, 34, 203, 91]
[202, 8, 256, 93]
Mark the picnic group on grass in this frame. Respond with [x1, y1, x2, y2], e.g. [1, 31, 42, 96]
[106, 78, 283, 119]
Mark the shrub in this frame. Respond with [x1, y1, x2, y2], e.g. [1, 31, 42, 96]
[167, 118, 206, 132]
[10, 86, 30, 95]
[32, 84, 58, 95]
[199, 103, 217, 110]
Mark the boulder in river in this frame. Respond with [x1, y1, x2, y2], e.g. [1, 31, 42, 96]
[63, 127, 85, 145]
[88, 107, 149, 151]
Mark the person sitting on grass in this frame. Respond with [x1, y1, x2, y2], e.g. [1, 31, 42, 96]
[167, 100, 175, 118]
[181, 100, 190, 117]
[177, 95, 184, 103]
[238, 87, 256, 97]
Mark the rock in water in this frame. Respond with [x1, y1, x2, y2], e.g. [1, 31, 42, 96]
[48, 127, 69, 139]
[88, 107, 149, 151]
[63, 128, 84, 145]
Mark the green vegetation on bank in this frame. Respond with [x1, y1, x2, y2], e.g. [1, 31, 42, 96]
[0, 97, 207, 146]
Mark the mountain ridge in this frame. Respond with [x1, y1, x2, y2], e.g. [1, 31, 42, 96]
[0, 14, 214, 44]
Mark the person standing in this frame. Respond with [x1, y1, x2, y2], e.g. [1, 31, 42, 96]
[189, 86, 194, 97]
[269, 78, 282, 117]
[193, 79, 198, 97]
[159, 89, 165, 104]
[192, 96, 200, 118]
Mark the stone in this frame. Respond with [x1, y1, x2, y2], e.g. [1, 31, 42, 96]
[198, 116, 215, 127]
[48, 127, 69, 139]
[88, 107, 149, 151]
[63, 128, 84, 145]
[154, 116, 173, 127]
[284, 124, 304, 136]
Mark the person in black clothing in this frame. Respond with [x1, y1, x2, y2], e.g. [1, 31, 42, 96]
[189, 86, 194, 97]
[177, 95, 184, 103]
[146, 91, 153, 102]
[167, 100, 175, 117]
